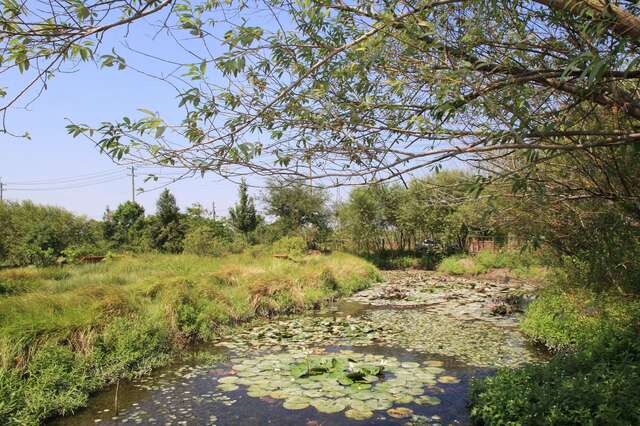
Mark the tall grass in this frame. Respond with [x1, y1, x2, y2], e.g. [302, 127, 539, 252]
[437, 249, 546, 280]
[0, 251, 380, 424]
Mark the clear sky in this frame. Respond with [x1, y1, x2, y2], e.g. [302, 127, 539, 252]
[0, 17, 250, 219]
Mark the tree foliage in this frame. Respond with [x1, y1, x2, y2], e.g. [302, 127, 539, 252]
[105, 201, 146, 248]
[148, 189, 184, 253]
[0, 201, 103, 266]
[263, 178, 331, 239]
[228, 179, 259, 235]
[337, 171, 494, 253]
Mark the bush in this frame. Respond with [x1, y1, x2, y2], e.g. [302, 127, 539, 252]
[0, 201, 104, 267]
[272, 236, 307, 257]
[521, 287, 640, 351]
[364, 251, 442, 270]
[470, 328, 640, 425]
[183, 225, 232, 256]
[437, 249, 544, 279]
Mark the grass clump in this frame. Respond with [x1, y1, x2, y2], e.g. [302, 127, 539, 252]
[0, 251, 379, 424]
[437, 249, 546, 280]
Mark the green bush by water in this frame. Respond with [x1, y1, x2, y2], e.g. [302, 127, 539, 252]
[521, 287, 640, 351]
[365, 251, 442, 270]
[470, 327, 640, 425]
[470, 288, 640, 425]
[437, 250, 545, 279]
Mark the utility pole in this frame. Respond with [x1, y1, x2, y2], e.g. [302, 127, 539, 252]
[211, 201, 216, 221]
[308, 157, 312, 194]
[129, 166, 136, 203]
[0, 178, 3, 202]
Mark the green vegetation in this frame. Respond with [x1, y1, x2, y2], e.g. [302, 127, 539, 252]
[0, 252, 379, 424]
[471, 282, 640, 425]
[521, 287, 640, 352]
[215, 349, 450, 420]
[0, 201, 105, 267]
[229, 179, 260, 236]
[337, 171, 494, 256]
[437, 250, 546, 280]
[471, 292, 640, 425]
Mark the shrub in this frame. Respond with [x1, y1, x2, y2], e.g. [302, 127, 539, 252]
[272, 236, 307, 257]
[470, 328, 640, 426]
[364, 251, 442, 270]
[521, 287, 640, 351]
[183, 225, 231, 256]
[437, 249, 544, 279]
[0, 201, 104, 267]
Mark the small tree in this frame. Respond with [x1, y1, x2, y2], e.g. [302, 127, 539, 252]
[110, 201, 146, 248]
[263, 178, 330, 233]
[262, 178, 331, 248]
[229, 179, 259, 235]
[149, 189, 184, 253]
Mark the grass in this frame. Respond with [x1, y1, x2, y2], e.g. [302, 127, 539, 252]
[437, 249, 546, 280]
[470, 286, 640, 425]
[364, 251, 442, 270]
[521, 286, 640, 351]
[0, 251, 380, 424]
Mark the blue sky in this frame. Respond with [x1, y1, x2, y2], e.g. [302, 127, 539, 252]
[0, 18, 248, 219]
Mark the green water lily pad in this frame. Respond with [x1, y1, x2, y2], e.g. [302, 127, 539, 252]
[247, 386, 270, 397]
[415, 395, 441, 405]
[353, 391, 376, 400]
[387, 407, 413, 419]
[362, 375, 379, 383]
[283, 399, 309, 410]
[217, 376, 239, 384]
[217, 383, 239, 392]
[404, 387, 424, 396]
[350, 382, 372, 391]
[270, 390, 288, 399]
[365, 398, 392, 410]
[303, 389, 324, 398]
[394, 394, 414, 404]
[437, 375, 460, 384]
[345, 408, 374, 420]
[315, 400, 347, 413]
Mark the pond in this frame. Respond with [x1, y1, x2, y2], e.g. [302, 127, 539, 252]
[52, 271, 544, 425]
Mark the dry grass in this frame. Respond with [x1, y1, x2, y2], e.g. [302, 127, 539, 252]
[0, 251, 379, 424]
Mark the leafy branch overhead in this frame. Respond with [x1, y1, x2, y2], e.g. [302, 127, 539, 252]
[3, 0, 640, 186]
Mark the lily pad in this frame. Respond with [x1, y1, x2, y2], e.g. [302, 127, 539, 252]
[217, 383, 239, 392]
[345, 408, 374, 420]
[387, 407, 414, 419]
[415, 395, 441, 405]
[437, 375, 460, 384]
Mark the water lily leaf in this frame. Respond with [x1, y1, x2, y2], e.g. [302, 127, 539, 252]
[345, 408, 374, 420]
[217, 376, 239, 384]
[283, 399, 309, 410]
[217, 383, 239, 392]
[415, 395, 441, 405]
[387, 407, 414, 419]
[437, 375, 460, 384]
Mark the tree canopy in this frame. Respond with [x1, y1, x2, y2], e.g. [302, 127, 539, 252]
[2, 0, 638, 191]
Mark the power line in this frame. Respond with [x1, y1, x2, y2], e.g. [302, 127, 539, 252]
[5, 169, 126, 186]
[4, 175, 128, 192]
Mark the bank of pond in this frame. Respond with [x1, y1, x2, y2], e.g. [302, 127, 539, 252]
[0, 253, 638, 425]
